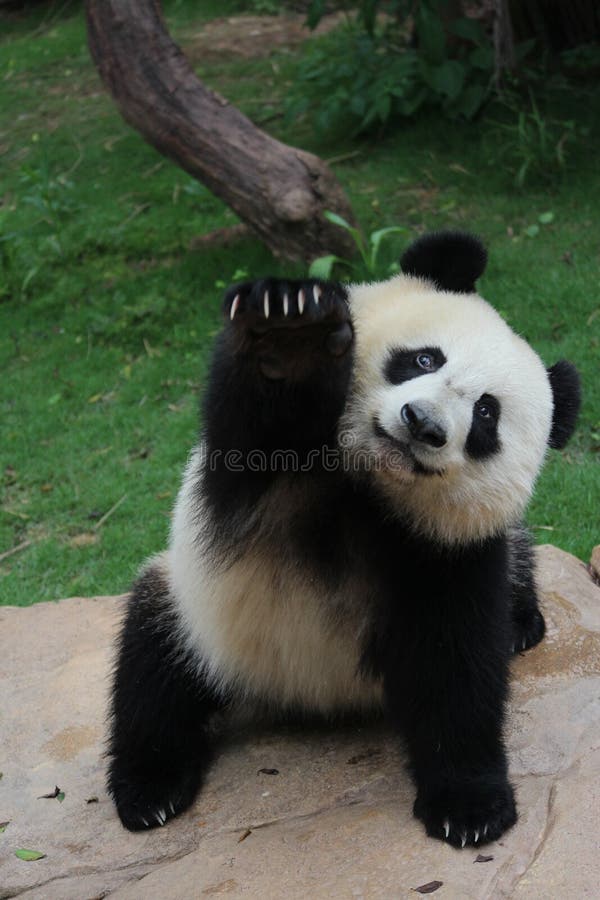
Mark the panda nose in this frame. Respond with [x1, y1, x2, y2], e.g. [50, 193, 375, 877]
[401, 403, 447, 448]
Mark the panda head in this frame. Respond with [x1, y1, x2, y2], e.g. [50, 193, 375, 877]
[341, 231, 581, 545]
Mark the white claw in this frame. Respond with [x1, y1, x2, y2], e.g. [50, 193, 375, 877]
[142, 817, 150, 827]
[474, 829, 480, 843]
[263, 290, 270, 319]
[169, 801, 176, 815]
[156, 808, 167, 825]
[443, 819, 450, 839]
[483, 823, 489, 837]
[461, 832, 467, 848]
[522, 638, 527, 650]
[313, 284, 321, 305]
[298, 288, 305, 314]
[230, 294, 240, 320]
[283, 292, 289, 316]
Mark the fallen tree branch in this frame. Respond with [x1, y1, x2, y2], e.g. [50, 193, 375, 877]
[85, 0, 357, 262]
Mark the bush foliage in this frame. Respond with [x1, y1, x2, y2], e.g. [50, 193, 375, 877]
[287, 2, 496, 135]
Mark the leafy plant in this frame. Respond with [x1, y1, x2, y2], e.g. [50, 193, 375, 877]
[0, 214, 40, 303]
[18, 154, 80, 257]
[0, 143, 82, 301]
[561, 42, 600, 75]
[287, 1, 495, 136]
[309, 211, 406, 279]
[487, 91, 582, 187]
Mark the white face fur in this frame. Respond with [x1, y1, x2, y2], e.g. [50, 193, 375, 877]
[340, 274, 555, 545]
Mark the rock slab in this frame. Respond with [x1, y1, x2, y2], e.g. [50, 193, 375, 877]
[1, 545, 599, 899]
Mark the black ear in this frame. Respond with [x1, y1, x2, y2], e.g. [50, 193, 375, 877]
[400, 231, 487, 293]
[547, 360, 581, 449]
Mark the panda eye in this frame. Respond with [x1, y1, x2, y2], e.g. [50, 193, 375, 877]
[385, 346, 446, 384]
[475, 395, 499, 420]
[415, 353, 434, 370]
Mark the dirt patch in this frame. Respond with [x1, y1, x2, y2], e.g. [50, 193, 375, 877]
[184, 12, 345, 63]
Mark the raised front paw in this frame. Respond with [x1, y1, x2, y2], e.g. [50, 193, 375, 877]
[223, 278, 353, 379]
[512, 606, 545, 654]
[414, 777, 517, 848]
[225, 277, 349, 332]
[108, 763, 202, 832]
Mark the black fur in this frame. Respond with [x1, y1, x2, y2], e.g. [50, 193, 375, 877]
[107, 567, 226, 831]
[200, 278, 353, 539]
[401, 231, 487, 293]
[547, 360, 581, 449]
[508, 526, 546, 654]
[363, 528, 517, 846]
[109, 242, 579, 846]
[384, 346, 447, 384]
[465, 394, 501, 460]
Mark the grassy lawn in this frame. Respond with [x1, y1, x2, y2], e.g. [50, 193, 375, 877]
[1, 1, 598, 605]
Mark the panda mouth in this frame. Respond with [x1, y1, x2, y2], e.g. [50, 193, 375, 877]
[373, 419, 443, 477]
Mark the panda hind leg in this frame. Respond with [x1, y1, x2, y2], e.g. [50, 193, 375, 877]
[107, 560, 226, 831]
[508, 527, 546, 655]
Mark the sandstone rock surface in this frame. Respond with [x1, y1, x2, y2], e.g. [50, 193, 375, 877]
[1, 545, 599, 899]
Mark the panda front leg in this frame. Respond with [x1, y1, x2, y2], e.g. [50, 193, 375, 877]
[107, 562, 226, 831]
[382, 560, 517, 848]
[508, 526, 546, 654]
[201, 277, 353, 516]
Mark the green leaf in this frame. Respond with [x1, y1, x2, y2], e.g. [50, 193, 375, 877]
[0, 821, 9, 833]
[450, 17, 484, 44]
[426, 61, 465, 101]
[305, 0, 326, 31]
[453, 83, 487, 119]
[15, 849, 46, 861]
[417, 4, 446, 65]
[22, 266, 39, 293]
[323, 210, 365, 257]
[359, 0, 378, 36]
[469, 46, 494, 71]
[369, 227, 407, 270]
[323, 210, 354, 232]
[539, 211, 555, 224]
[525, 224, 540, 238]
[309, 255, 341, 279]
[57, 791, 65, 803]
[375, 92, 392, 123]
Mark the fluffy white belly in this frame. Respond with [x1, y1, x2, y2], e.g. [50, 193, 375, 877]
[168, 456, 383, 713]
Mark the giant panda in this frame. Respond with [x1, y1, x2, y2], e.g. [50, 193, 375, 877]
[107, 231, 581, 848]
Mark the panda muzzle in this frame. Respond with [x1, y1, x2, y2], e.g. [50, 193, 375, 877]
[401, 403, 447, 449]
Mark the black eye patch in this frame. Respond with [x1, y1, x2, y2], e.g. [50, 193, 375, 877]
[384, 346, 446, 385]
[466, 394, 501, 460]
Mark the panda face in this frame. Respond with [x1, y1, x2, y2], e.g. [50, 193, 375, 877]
[376, 342, 502, 472]
[340, 275, 555, 544]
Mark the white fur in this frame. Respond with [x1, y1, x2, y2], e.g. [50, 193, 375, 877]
[168, 451, 383, 712]
[342, 275, 554, 544]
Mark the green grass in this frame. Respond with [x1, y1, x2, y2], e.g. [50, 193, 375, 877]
[1, 3, 599, 604]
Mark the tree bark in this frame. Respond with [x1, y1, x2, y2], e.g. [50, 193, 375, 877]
[85, 0, 357, 262]
[493, 0, 516, 86]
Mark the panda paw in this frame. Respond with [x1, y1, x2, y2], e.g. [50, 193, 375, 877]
[108, 765, 201, 832]
[225, 278, 348, 329]
[414, 777, 517, 849]
[511, 607, 545, 655]
[223, 278, 353, 378]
